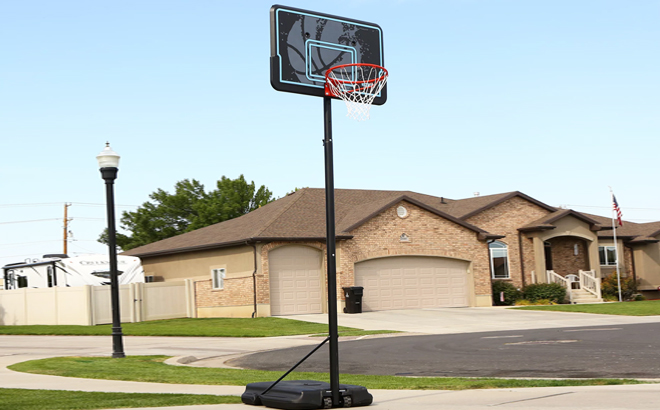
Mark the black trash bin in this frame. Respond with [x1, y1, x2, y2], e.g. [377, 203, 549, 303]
[343, 286, 364, 314]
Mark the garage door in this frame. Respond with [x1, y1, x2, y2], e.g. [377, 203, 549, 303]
[354, 256, 469, 311]
[269, 246, 324, 316]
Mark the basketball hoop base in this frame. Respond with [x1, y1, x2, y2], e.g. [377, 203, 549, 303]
[242, 380, 373, 409]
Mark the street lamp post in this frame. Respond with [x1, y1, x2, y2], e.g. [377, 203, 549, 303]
[97, 143, 125, 359]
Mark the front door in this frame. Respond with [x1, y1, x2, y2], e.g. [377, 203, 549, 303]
[544, 241, 553, 270]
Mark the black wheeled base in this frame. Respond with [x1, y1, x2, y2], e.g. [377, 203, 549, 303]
[242, 380, 373, 409]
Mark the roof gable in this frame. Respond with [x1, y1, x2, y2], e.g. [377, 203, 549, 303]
[340, 195, 494, 238]
[519, 209, 604, 232]
[448, 191, 557, 220]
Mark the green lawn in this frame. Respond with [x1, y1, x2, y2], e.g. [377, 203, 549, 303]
[0, 317, 393, 338]
[0, 388, 240, 410]
[514, 300, 660, 316]
[9, 356, 645, 391]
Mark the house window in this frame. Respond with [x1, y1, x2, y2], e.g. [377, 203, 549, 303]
[212, 268, 226, 289]
[599, 246, 617, 266]
[489, 241, 510, 279]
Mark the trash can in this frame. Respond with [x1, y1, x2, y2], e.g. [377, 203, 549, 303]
[343, 286, 364, 314]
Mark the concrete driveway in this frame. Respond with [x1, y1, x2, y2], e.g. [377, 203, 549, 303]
[280, 306, 660, 334]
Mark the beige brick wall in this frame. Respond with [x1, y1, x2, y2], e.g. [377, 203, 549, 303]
[191, 199, 546, 314]
[465, 197, 552, 288]
[195, 277, 254, 308]
[546, 237, 589, 276]
[153, 196, 565, 316]
[338, 201, 491, 299]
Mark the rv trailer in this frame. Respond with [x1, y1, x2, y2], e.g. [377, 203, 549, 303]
[2, 254, 145, 289]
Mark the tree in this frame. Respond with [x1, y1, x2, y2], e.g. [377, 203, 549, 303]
[99, 175, 274, 250]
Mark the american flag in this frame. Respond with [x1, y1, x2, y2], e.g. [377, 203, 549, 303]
[612, 195, 623, 226]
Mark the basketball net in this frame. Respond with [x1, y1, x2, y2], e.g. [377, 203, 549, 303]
[325, 64, 388, 121]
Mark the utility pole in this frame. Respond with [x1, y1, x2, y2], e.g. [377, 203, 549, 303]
[63, 203, 71, 255]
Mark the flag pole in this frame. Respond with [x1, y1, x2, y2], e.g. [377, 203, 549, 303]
[610, 188, 623, 302]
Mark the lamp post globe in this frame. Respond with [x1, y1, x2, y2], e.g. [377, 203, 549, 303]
[96, 142, 121, 169]
[97, 142, 125, 358]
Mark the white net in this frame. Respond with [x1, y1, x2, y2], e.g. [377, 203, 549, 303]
[325, 64, 388, 121]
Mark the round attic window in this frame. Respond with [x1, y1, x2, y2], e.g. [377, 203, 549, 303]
[397, 206, 408, 218]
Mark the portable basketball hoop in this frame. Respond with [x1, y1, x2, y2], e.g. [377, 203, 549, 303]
[325, 63, 389, 121]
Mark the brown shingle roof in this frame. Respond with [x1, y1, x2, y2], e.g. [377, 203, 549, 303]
[123, 188, 658, 258]
[122, 189, 306, 256]
[519, 209, 604, 232]
[575, 213, 660, 243]
[123, 188, 497, 257]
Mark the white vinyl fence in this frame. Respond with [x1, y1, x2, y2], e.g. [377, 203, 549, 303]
[0, 280, 195, 326]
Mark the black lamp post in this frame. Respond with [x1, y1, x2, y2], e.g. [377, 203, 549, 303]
[96, 142, 125, 358]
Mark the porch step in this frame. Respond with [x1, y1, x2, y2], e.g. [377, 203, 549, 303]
[570, 289, 603, 304]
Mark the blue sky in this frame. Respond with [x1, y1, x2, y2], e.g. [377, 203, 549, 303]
[1, 0, 659, 267]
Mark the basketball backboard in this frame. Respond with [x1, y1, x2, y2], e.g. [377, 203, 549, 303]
[270, 5, 386, 105]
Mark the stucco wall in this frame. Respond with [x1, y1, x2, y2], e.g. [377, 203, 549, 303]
[632, 243, 660, 291]
[140, 246, 257, 282]
[140, 245, 261, 317]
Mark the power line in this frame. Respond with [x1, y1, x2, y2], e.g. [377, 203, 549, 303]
[0, 203, 62, 208]
[0, 202, 137, 208]
[0, 240, 60, 248]
[0, 218, 60, 225]
[66, 202, 138, 208]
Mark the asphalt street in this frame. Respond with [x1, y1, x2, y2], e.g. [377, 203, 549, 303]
[228, 322, 660, 378]
[3, 308, 660, 409]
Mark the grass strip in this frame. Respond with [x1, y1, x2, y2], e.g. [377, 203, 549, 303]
[9, 356, 645, 391]
[0, 388, 240, 410]
[513, 300, 660, 316]
[0, 317, 390, 338]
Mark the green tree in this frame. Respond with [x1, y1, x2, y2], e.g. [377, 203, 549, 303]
[99, 176, 274, 250]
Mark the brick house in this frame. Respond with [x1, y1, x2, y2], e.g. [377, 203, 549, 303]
[123, 189, 660, 317]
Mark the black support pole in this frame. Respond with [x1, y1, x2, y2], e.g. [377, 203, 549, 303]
[101, 167, 126, 359]
[323, 96, 340, 406]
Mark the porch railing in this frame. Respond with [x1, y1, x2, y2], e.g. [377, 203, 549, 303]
[579, 269, 601, 299]
[546, 270, 573, 304]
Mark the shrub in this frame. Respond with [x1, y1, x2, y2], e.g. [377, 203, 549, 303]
[522, 283, 567, 304]
[601, 274, 638, 301]
[514, 298, 555, 306]
[492, 281, 522, 306]
[534, 298, 554, 305]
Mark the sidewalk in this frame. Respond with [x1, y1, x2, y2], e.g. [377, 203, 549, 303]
[2, 308, 660, 409]
[96, 384, 660, 410]
[3, 351, 660, 410]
